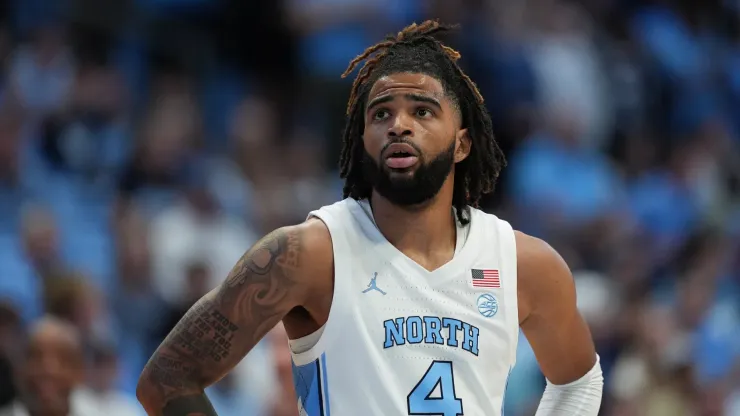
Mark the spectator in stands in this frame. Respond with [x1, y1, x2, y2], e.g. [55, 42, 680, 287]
[75, 341, 143, 416]
[8, 21, 74, 120]
[117, 76, 200, 219]
[44, 272, 114, 348]
[0, 316, 94, 416]
[149, 176, 256, 305]
[21, 206, 63, 280]
[0, 300, 21, 408]
[112, 206, 171, 392]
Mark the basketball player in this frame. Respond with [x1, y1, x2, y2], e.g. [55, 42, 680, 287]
[137, 21, 603, 415]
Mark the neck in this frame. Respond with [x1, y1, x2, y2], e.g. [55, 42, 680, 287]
[370, 181, 457, 263]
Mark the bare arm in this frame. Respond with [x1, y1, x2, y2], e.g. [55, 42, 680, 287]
[136, 222, 331, 415]
[516, 231, 597, 384]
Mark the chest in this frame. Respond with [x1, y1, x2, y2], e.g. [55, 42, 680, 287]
[344, 263, 513, 362]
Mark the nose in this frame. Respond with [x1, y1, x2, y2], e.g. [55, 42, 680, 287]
[387, 113, 414, 138]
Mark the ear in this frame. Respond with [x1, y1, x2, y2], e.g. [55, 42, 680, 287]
[454, 128, 471, 163]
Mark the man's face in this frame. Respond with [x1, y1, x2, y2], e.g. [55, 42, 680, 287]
[361, 72, 470, 207]
[20, 326, 82, 414]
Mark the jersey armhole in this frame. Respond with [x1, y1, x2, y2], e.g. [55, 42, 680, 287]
[289, 210, 350, 366]
[497, 219, 519, 368]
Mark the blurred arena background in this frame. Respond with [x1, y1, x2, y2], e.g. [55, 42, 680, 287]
[0, 0, 738, 415]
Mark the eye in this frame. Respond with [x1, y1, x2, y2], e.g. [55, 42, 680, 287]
[416, 108, 433, 118]
[373, 109, 390, 121]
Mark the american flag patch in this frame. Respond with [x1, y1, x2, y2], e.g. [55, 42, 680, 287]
[471, 269, 500, 288]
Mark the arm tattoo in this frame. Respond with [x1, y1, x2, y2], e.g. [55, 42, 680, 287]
[140, 228, 304, 415]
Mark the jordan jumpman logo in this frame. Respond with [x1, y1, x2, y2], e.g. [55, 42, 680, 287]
[362, 272, 386, 295]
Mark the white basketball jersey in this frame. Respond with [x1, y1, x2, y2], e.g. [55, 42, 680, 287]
[289, 198, 519, 416]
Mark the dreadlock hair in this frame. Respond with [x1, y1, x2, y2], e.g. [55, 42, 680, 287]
[338, 20, 506, 225]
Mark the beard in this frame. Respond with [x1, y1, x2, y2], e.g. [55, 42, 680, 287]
[362, 139, 456, 207]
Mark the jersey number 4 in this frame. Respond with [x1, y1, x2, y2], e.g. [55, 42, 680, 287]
[407, 361, 464, 416]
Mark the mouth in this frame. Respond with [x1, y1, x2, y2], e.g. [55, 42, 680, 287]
[383, 142, 419, 170]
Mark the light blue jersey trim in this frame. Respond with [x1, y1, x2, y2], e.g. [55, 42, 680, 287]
[321, 354, 331, 416]
[292, 352, 331, 415]
[501, 366, 513, 415]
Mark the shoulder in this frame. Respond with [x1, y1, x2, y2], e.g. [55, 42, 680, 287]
[514, 231, 568, 278]
[514, 231, 575, 323]
[276, 218, 334, 296]
[291, 217, 333, 249]
[474, 211, 567, 277]
[274, 217, 333, 267]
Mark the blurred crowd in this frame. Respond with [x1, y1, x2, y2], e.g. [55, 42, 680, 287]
[0, 0, 738, 415]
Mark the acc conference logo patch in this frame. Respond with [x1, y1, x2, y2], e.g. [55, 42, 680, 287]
[477, 293, 499, 318]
